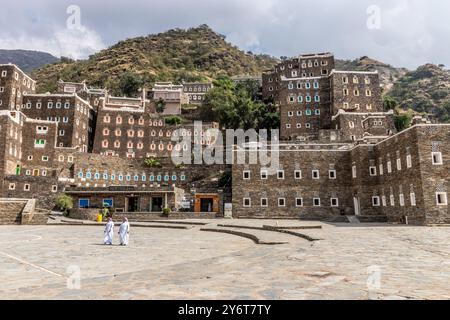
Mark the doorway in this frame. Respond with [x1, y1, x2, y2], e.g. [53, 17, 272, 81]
[200, 198, 214, 212]
[127, 197, 140, 212]
[353, 197, 360, 216]
[151, 197, 163, 212]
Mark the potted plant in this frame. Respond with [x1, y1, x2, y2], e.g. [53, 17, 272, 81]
[162, 207, 171, 217]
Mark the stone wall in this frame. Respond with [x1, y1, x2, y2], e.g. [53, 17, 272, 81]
[0, 199, 26, 224]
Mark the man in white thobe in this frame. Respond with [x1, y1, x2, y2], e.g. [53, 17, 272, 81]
[118, 217, 130, 246]
[104, 218, 114, 245]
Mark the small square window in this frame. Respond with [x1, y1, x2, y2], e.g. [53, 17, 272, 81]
[261, 198, 268, 207]
[294, 170, 302, 179]
[295, 198, 303, 207]
[243, 198, 251, 207]
[329, 170, 336, 179]
[331, 198, 339, 207]
[312, 170, 320, 179]
[8, 183, 15, 190]
[372, 196, 380, 207]
[432, 152, 443, 165]
[277, 170, 284, 179]
[278, 198, 286, 207]
[313, 198, 321, 207]
[436, 192, 448, 206]
[260, 170, 268, 180]
[243, 171, 250, 180]
[24, 184, 30, 191]
[369, 166, 377, 176]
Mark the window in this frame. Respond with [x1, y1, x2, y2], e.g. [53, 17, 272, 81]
[288, 111, 294, 117]
[352, 166, 357, 178]
[396, 158, 402, 171]
[406, 155, 412, 168]
[24, 184, 30, 191]
[243, 171, 250, 180]
[56, 102, 62, 109]
[103, 199, 113, 207]
[313, 198, 321, 207]
[399, 194, 405, 207]
[329, 170, 336, 179]
[354, 89, 360, 96]
[296, 198, 303, 207]
[1, 70, 6, 77]
[382, 196, 387, 207]
[379, 164, 384, 176]
[369, 166, 377, 176]
[410, 193, 416, 206]
[52, 185, 58, 193]
[294, 170, 302, 179]
[63, 117, 69, 123]
[432, 152, 443, 165]
[298, 95, 303, 103]
[259, 170, 268, 180]
[312, 170, 320, 179]
[387, 161, 392, 173]
[342, 76, 349, 84]
[349, 121, 355, 129]
[343, 88, 349, 96]
[261, 198, 268, 207]
[436, 192, 448, 206]
[243, 198, 251, 207]
[68, 156, 74, 163]
[34, 139, 45, 148]
[277, 170, 284, 179]
[42, 156, 49, 161]
[8, 183, 15, 190]
[59, 130, 65, 136]
[79, 199, 90, 208]
[390, 195, 395, 206]
[331, 198, 339, 207]
[278, 198, 286, 207]
[366, 90, 372, 97]
[47, 102, 53, 109]
[372, 196, 380, 207]
[365, 77, 371, 84]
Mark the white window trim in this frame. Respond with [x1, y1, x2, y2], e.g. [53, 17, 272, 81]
[369, 166, 377, 176]
[436, 192, 448, 206]
[260, 170, 268, 180]
[295, 198, 303, 207]
[278, 198, 286, 207]
[331, 198, 339, 207]
[312, 170, 320, 180]
[294, 170, 302, 180]
[243, 198, 251, 207]
[260, 198, 268, 207]
[313, 198, 321, 207]
[329, 170, 336, 180]
[372, 196, 381, 207]
[243, 170, 251, 180]
[432, 152, 443, 165]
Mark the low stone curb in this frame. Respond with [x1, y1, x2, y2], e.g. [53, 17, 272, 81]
[200, 228, 287, 245]
[217, 224, 320, 242]
[262, 225, 322, 230]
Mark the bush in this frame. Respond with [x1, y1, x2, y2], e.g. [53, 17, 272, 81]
[144, 157, 162, 168]
[56, 194, 73, 215]
[165, 116, 182, 125]
[163, 207, 171, 216]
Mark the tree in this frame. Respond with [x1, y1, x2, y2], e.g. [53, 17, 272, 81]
[56, 194, 73, 215]
[156, 98, 166, 114]
[383, 96, 398, 111]
[165, 116, 182, 125]
[394, 109, 414, 132]
[118, 71, 143, 97]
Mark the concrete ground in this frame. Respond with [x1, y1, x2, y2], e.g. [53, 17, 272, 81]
[0, 219, 449, 300]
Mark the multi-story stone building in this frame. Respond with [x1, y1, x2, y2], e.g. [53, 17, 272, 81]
[0, 61, 448, 226]
[263, 53, 394, 141]
[0, 64, 36, 111]
[232, 124, 450, 225]
[182, 82, 213, 105]
[21, 93, 95, 152]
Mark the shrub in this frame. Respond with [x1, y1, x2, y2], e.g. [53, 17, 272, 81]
[165, 116, 182, 125]
[144, 157, 162, 168]
[56, 194, 73, 215]
[163, 207, 171, 216]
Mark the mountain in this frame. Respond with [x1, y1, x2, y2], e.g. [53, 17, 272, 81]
[336, 56, 408, 91]
[0, 49, 59, 74]
[386, 64, 450, 123]
[32, 25, 278, 94]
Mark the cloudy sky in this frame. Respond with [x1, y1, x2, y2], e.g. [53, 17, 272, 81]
[0, 0, 449, 69]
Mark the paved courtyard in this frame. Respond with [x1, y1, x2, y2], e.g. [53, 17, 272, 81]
[1, 220, 450, 300]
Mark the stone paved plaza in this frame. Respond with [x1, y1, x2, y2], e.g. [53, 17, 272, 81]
[1, 220, 450, 300]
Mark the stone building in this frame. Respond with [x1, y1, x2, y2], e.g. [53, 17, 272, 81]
[0, 64, 36, 111]
[262, 53, 394, 141]
[232, 124, 450, 225]
[148, 82, 188, 115]
[21, 93, 95, 152]
[182, 82, 213, 105]
[56, 80, 108, 111]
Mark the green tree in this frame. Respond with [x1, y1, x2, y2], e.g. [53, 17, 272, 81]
[165, 116, 182, 125]
[383, 96, 398, 111]
[56, 194, 73, 215]
[394, 109, 414, 132]
[118, 71, 143, 97]
[156, 98, 166, 114]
